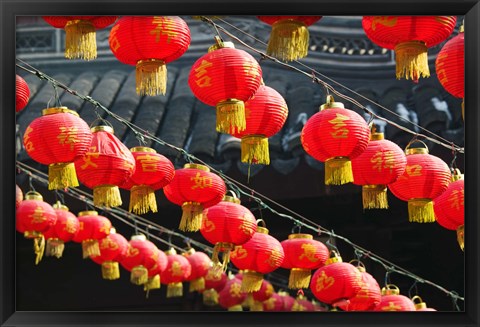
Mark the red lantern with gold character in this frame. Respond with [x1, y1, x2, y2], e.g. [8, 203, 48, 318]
[374, 284, 416, 311]
[160, 248, 192, 298]
[16, 75, 30, 112]
[257, 16, 322, 62]
[412, 295, 437, 311]
[202, 269, 228, 306]
[43, 202, 80, 258]
[72, 210, 111, 259]
[90, 229, 129, 280]
[301, 95, 371, 185]
[120, 234, 159, 285]
[183, 248, 212, 292]
[16, 184, 23, 208]
[263, 292, 285, 312]
[218, 274, 247, 311]
[43, 16, 117, 60]
[436, 25, 464, 99]
[163, 163, 226, 232]
[109, 16, 191, 96]
[143, 249, 168, 294]
[388, 141, 451, 223]
[188, 36, 263, 134]
[249, 279, 274, 311]
[23, 107, 93, 190]
[362, 16, 457, 81]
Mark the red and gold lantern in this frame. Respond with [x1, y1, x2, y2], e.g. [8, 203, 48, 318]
[109, 16, 191, 96]
[183, 248, 212, 292]
[263, 292, 285, 311]
[248, 279, 274, 311]
[436, 25, 464, 100]
[412, 295, 437, 311]
[16, 184, 23, 208]
[218, 274, 247, 311]
[301, 95, 371, 185]
[143, 249, 168, 294]
[374, 284, 416, 311]
[188, 36, 263, 134]
[160, 248, 192, 298]
[23, 107, 93, 190]
[43, 16, 117, 60]
[72, 210, 111, 258]
[257, 16, 322, 62]
[292, 292, 315, 311]
[362, 16, 457, 81]
[202, 269, 228, 306]
[16, 74, 30, 112]
[43, 202, 80, 258]
[120, 234, 159, 285]
[90, 229, 129, 280]
[163, 163, 226, 232]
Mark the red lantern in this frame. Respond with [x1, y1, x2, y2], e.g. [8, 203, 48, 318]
[90, 229, 129, 280]
[301, 95, 371, 185]
[257, 16, 322, 62]
[280, 233, 329, 289]
[16, 184, 23, 208]
[230, 224, 285, 292]
[163, 163, 226, 232]
[120, 234, 159, 285]
[388, 142, 451, 223]
[72, 210, 111, 258]
[292, 292, 315, 311]
[278, 290, 296, 311]
[23, 107, 93, 190]
[43, 202, 80, 258]
[143, 249, 169, 294]
[74, 125, 135, 208]
[202, 269, 228, 306]
[188, 36, 263, 134]
[121, 147, 174, 215]
[249, 279, 274, 311]
[362, 16, 457, 81]
[16, 191, 57, 264]
[160, 248, 192, 298]
[109, 16, 191, 96]
[218, 274, 247, 311]
[374, 284, 416, 311]
[351, 129, 407, 209]
[263, 292, 285, 312]
[412, 295, 437, 311]
[42, 16, 117, 60]
[230, 84, 288, 165]
[16, 74, 30, 112]
[183, 248, 212, 292]
[436, 26, 464, 99]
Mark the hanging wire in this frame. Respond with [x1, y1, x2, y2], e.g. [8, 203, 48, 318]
[408, 280, 419, 298]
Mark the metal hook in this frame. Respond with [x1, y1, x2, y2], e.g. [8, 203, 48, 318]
[384, 267, 395, 286]
[291, 222, 302, 234]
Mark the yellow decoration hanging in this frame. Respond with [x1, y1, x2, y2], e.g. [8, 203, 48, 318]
[267, 19, 310, 62]
[240, 270, 263, 293]
[48, 162, 79, 190]
[129, 185, 157, 215]
[216, 99, 247, 134]
[130, 265, 148, 285]
[325, 157, 354, 185]
[457, 224, 464, 251]
[81, 239, 100, 258]
[241, 135, 270, 165]
[101, 261, 120, 280]
[166, 282, 184, 298]
[289, 268, 312, 289]
[45, 238, 65, 258]
[64, 20, 97, 61]
[394, 41, 430, 81]
[362, 184, 389, 209]
[407, 198, 435, 223]
[135, 59, 167, 96]
[179, 201, 204, 232]
[93, 185, 122, 208]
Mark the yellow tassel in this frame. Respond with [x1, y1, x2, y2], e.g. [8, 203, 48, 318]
[228, 304, 243, 311]
[203, 289, 219, 306]
[408, 199, 435, 223]
[212, 242, 234, 273]
[288, 268, 312, 289]
[179, 202, 204, 232]
[241, 270, 263, 293]
[135, 59, 167, 96]
[48, 162, 79, 190]
[129, 185, 157, 215]
[32, 234, 45, 265]
[241, 135, 270, 165]
[46, 238, 65, 258]
[82, 239, 100, 258]
[131, 266, 148, 285]
[457, 225, 464, 251]
[64, 20, 97, 61]
[394, 41, 429, 81]
[101, 261, 120, 280]
[144, 274, 161, 290]
[167, 282, 184, 298]
[93, 185, 122, 208]
[325, 157, 353, 185]
[216, 99, 246, 134]
[250, 301, 264, 311]
[189, 277, 206, 292]
[362, 185, 389, 209]
[267, 19, 309, 62]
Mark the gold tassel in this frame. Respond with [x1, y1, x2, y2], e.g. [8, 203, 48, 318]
[101, 261, 120, 280]
[93, 185, 122, 208]
[82, 239, 100, 258]
[135, 59, 167, 96]
[144, 274, 161, 291]
[131, 266, 148, 285]
[288, 268, 312, 289]
[212, 242, 234, 273]
[167, 282, 184, 298]
[32, 234, 45, 265]
[189, 277, 206, 292]
[64, 20, 97, 60]
[48, 162, 79, 190]
[203, 289, 219, 306]
[457, 225, 464, 251]
[250, 301, 264, 311]
[129, 185, 157, 215]
[216, 99, 246, 134]
[241, 270, 263, 293]
[241, 135, 270, 165]
[228, 304, 243, 311]
[408, 199, 435, 223]
[267, 19, 309, 62]
[179, 202, 204, 232]
[362, 185, 389, 209]
[46, 238, 65, 258]
[394, 41, 429, 81]
[325, 157, 353, 185]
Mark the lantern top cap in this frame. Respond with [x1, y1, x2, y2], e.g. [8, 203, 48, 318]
[288, 233, 313, 240]
[320, 95, 344, 111]
[208, 36, 235, 52]
[78, 210, 98, 216]
[130, 146, 156, 153]
[459, 23, 464, 33]
[25, 191, 43, 201]
[381, 284, 400, 295]
[109, 227, 117, 234]
[405, 140, 429, 155]
[257, 226, 269, 234]
[91, 125, 114, 134]
[223, 195, 241, 204]
[52, 201, 69, 211]
[42, 106, 79, 117]
[131, 234, 146, 241]
[184, 163, 210, 172]
[451, 168, 464, 181]
[165, 247, 177, 255]
[411, 295, 427, 309]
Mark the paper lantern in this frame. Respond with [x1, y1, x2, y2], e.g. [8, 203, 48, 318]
[16, 74, 30, 112]
[188, 36, 263, 134]
[301, 95, 371, 185]
[351, 129, 407, 209]
[362, 16, 457, 81]
[23, 107, 93, 190]
[202, 269, 228, 306]
[163, 163, 226, 232]
[74, 125, 135, 208]
[263, 292, 285, 312]
[292, 293, 315, 311]
[230, 84, 289, 165]
[42, 16, 117, 60]
[412, 295, 437, 311]
[72, 210, 111, 259]
[336, 264, 381, 311]
[160, 248, 192, 298]
[43, 202, 80, 258]
[143, 249, 168, 295]
[436, 25, 464, 99]
[218, 274, 247, 311]
[388, 142, 451, 223]
[280, 233, 329, 289]
[374, 284, 416, 311]
[109, 16, 191, 96]
[16, 184, 23, 208]
[183, 248, 212, 292]
[16, 191, 57, 265]
[278, 291, 296, 311]
[257, 16, 322, 62]
[249, 279, 274, 311]
[90, 229, 129, 280]
[120, 234, 160, 285]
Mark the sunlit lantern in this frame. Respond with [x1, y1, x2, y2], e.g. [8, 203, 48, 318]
[143, 249, 168, 295]
[202, 269, 228, 306]
[374, 284, 416, 311]
[16, 74, 30, 112]
[72, 210, 111, 258]
[43, 201, 80, 258]
[120, 234, 160, 285]
[218, 274, 247, 311]
[90, 229, 129, 280]
[183, 248, 212, 292]
[160, 248, 192, 298]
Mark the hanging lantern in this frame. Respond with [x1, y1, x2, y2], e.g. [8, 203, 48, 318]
[280, 233, 329, 289]
[43, 201, 80, 258]
[249, 279, 274, 311]
[188, 36, 263, 134]
[121, 147, 175, 215]
[362, 16, 457, 82]
[301, 95, 371, 185]
[42, 16, 117, 60]
[16, 191, 57, 265]
[263, 292, 285, 312]
[200, 195, 257, 273]
[16, 184, 23, 208]
[23, 107, 93, 190]
[183, 248, 212, 292]
[277, 290, 296, 311]
[351, 128, 407, 209]
[202, 269, 228, 306]
[230, 84, 289, 165]
[230, 223, 285, 292]
[292, 291, 315, 311]
[218, 274, 247, 311]
[163, 163, 226, 232]
[109, 16, 191, 96]
[257, 16, 322, 62]
[72, 210, 111, 259]
[411, 295, 437, 311]
[120, 234, 160, 285]
[74, 125, 135, 208]
[388, 141, 451, 223]
[143, 249, 169, 295]
[16, 74, 30, 112]
[160, 248, 192, 298]
[90, 229, 129, 280]
[374, 284, 416, 311]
